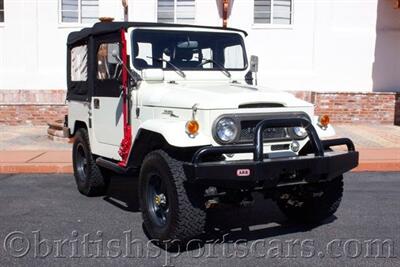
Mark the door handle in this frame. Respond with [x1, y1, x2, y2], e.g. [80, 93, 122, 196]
[94, 98, 100, 109]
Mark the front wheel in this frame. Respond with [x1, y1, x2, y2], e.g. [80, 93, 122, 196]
[275, 175, 344, 223]
[139, 150, 206, 245]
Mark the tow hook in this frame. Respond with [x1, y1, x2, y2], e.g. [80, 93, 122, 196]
[205, 186, 219, 209]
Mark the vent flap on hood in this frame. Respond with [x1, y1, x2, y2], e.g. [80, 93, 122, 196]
[238, 103, 285, 109]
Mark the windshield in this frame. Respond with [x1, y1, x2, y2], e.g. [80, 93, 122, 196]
[131, 29, 247, 71]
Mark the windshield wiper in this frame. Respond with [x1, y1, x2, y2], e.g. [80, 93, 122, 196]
[147, 56, 186, 78]
[200, 58, 231, 78]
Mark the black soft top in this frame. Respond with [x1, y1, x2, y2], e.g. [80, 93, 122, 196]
[67, 21, 248, 45]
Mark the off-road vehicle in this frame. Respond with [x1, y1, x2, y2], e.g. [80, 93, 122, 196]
[66, 22, 359, 244]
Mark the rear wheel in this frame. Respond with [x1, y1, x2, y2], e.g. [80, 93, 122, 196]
[72, 128, 109, 196]
[276, 175, 344, 223]
[139, 150, 206, 245]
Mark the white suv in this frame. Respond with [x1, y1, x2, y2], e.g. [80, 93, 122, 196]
[66, 22, 359, 245]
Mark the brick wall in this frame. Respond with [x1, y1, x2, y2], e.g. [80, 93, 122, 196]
[0, 89, 399, 125]
[0, 105, 68, 126]
[0, 90, 67, 125]
[291, 91, 400, 124]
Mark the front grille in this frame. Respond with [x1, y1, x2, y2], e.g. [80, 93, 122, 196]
[212, 112, 310, 145]
[239, 120, 290, 142]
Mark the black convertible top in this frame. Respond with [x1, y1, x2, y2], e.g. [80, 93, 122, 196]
[67, 21, 248, 45]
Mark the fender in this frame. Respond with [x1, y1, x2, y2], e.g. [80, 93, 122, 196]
[127, 120, 211, 167]
[67, 101, 90, 135]
[312, 116, 336, 138]
[138, 119, 211, 147]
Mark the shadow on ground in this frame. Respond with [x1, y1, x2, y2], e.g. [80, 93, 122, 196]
[103, 175, 336, 250]
[103, 175, 141, 212]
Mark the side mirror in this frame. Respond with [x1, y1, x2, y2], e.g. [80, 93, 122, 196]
[250, 55, 259, 72]
[107, 45, 119, 64]
[111, 49, 123, 66]
[111, 49, 119, 58]
[142, 69, 164, 82]
[250, 55, 259, 85]
[112, 49, 141, 86]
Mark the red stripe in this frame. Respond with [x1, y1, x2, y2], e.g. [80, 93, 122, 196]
[118, 28, 132, 167]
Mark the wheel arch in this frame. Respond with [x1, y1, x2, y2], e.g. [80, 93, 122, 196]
[127, 129, 203, 168]
[70, 120, 88, 136]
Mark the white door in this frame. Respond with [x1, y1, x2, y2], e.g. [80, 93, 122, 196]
[92, 40, 124, 147]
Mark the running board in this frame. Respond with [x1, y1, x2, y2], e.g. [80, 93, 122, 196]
[96, 157, 128, 174]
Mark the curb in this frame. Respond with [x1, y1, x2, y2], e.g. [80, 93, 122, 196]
[353, 162, 400, 172]
[0, 162, 398, 174]
[0, 164, 73, 174]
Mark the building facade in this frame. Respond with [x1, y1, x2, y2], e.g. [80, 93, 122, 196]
[0, 0, 399, 125]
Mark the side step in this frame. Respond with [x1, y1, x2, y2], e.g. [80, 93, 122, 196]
[96, 157, 128, 174]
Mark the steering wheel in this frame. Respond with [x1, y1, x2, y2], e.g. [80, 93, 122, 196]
[197, 59, 211, 68]
[193, 49, 204, 68]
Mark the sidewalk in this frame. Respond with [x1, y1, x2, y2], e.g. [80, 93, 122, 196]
[0, 125, 399, 173]
[331, 124, 400, 172]
[0, 151, 72, 173]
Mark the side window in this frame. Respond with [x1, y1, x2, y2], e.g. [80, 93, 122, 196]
[224, 44, 244, 69]
[97, 42, 120, 80]
[71, 45, 88, 81]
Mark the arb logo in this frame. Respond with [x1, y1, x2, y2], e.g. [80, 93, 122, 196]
[236, 169, 251, 176]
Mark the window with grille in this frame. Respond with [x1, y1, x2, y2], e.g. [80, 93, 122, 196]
[254, 0, 292, 25]
[157, 0, 195, 24]
[0, 0, 4, 23]
[60, 0, 99, 24]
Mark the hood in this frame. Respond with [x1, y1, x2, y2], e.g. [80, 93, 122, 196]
[141, 82, 313, 110]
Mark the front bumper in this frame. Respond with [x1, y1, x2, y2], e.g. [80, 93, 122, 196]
[183, 118, 359, 188]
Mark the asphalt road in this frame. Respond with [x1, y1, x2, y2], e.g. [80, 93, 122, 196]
[0, 172, 399, 266]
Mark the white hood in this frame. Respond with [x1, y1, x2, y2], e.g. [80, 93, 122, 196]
[141, 82, 312, 110]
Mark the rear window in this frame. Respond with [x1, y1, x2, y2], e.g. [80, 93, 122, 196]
[71, 45, 88, 82]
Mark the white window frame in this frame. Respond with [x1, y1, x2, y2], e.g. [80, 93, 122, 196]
[0, 0, 5, 25]
[156, 0, 197, 24]
[58, 0, 99, 26]
[252, 0, 294, 29]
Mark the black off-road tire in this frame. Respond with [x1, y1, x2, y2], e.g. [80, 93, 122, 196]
[139, 150, 206, 245]
[72, 128, 109, 196]
[276, 175, 344, 223]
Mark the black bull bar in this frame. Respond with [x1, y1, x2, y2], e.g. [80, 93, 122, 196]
[183, 118, 359, 188]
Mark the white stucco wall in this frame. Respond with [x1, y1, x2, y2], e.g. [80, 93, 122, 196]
[0, 0, 124, 91]
[0, 0, 399, 92]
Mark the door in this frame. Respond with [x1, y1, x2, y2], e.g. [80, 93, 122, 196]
[91, 35, 124, 147]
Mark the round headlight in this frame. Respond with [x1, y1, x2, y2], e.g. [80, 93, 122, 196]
[293, 127, 307, 138]
[215, 118, 238, 143]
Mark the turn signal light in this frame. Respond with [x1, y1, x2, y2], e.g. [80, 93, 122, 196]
[318, 115, 330, 128]
[186, 120, 199, 136]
